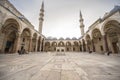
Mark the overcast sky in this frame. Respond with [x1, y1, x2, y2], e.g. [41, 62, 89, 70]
[9, 0, 120, 39]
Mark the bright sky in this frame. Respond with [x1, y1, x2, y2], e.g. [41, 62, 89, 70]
[9, 0, 120, 39]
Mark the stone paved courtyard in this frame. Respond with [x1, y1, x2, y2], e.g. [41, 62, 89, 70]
[0, 52, 120, 80]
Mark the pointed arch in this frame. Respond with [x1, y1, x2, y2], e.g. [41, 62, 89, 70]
[92, 28, 103, 53]
[66, 41, 72, 52]
[73, 41, 79, 52]
[103, 20, 120, 53]
[21, 28, 32, 52]
[31, 33, 38, 52]
[37, 36, 41, 51]
[0, 18, 21, 53]
[58, 41, 65, 47]
[51, 42, 57, 51]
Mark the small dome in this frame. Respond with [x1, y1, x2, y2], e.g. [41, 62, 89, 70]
[52, 37, 57, 40]
[66, 37, 71, 40]
[46, 36, 53, 40]
[59, 37, 64, 40]
[72, 37, 77, 40]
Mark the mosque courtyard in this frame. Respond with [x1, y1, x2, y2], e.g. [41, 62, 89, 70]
[0, 52, 120, 80]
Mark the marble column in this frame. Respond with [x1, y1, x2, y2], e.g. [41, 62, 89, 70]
[14, 34, 21, 52]
[37, 39, 40, 52]
[1, 33, 7, 53]
[35, 38, 38, 52]
[28, 37, 32, 52]
[41, 39, 45, 52]
[117, 35, 120, 53]
[42, 41, 45, 52]
[103, 34, 109, 52]
[91, 39, 95, 52]
[38, 39, 42, 52]
[40, 37, 42, 51]
[39, 39, 42, 52]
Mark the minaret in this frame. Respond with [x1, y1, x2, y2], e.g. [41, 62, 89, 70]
[79, 11, 84, 36]
[39, 1, 44, 34]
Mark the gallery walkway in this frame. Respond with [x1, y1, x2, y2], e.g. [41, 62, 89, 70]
[0, 52, 120, 80]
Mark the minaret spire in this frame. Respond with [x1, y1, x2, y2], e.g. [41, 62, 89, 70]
[80, 10, 83, 21]
[39, 1, 44, 34]
[79, 10, 85, 36]
[41, 1, 44, 9]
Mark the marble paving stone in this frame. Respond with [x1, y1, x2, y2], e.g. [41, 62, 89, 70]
[46, 70, 61, 80]
[61, 70, 81, 80]
[0, 52, 120, 80]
